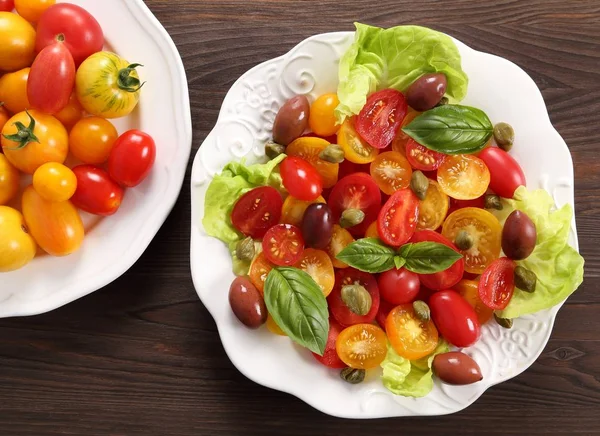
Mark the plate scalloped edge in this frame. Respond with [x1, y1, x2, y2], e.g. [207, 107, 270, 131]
[190, 30, 579, 418]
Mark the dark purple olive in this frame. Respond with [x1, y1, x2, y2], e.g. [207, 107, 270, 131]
[272, 95, 310, 146]
[432, 351, 483, 385]
[229, 276, 267, 329]
[502, 210, 537, 260]
[301, 203, 333, 249]
[406, 73, 447, 111]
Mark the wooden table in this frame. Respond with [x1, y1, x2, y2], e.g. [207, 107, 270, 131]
[1, 1, 599, 434]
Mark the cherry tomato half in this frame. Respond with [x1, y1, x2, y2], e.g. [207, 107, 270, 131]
[429, 290, 481, 348]
[378, 267, 421, 305]
[328, 268, 380, 326]
[71, 165, 124, 216]
[336, 323, 387, 369]
[369, 150, 412, 195]
[280, 156, 323, 201]
[294, 248, 334, 296]
[356, 89, 407, 149]
[377, 188, 419, 247]
[478, 257, 516, 310]
[416, 179, 449, 231]
[108, 130, 156, 187]
[454, 279, 493, 325]
[312, 318, 346, 369]
[478, 147, 526, 198]
[405, 139, 446, 171]
[410, 230, 464, 290]
[337, 118, 379, 164]
[328, 173, 381, 237]
[437, 154, 490, 200]
[326, 224, 354, 268]
[231, 186, 282, 239]
[262, 224, 305, 266]
[386, 304, 439, 360]
[248, 252, 273, 295]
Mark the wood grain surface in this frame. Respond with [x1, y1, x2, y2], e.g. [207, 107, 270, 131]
[1, 0, 600, 434]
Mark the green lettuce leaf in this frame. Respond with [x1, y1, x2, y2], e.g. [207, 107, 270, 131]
[495, 186, 585, 319]
[202, 154, 286, 246]
[335, 23, 469, 122]
[381, 340, 449, 398]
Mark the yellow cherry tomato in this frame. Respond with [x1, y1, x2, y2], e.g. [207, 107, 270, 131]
[69, 116, 118, 164]
[437, 154, 491, 200]
[416, 179, 449, 231]
[0, 206, 37, 272]
[369, 151, 412, 195]
[293, 248, 335, 297]
[309, 93, 340, 137]
[21, 185, 84, 257]
[336, 323, 388, 369]
[337, 118, 379, 164]
[1, 110, 69, 174]
[266, 314, 286, 336]
[0, 67, 31, 114]
[326, 224, 354, 268]
[76, 51, 143, 119]
[286, 136, 338, 188]
[33, 162, 77, 202]
[0, 12, 36, 72]
[280, 195, 325, 227]
[54, 93, 85, 131]
[365, 221, 380, 239]
[0, 154, 20, 205]
[14, 0, 55, 23]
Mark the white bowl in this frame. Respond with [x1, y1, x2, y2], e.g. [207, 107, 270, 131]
[190, 31, 578, 418]
[0, 0, 192, 318]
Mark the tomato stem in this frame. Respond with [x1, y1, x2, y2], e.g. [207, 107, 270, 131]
[1, 110, 40, 150]
[117, 63, 146, 93]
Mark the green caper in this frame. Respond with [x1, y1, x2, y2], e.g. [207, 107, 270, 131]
[455, 230, 474, 251]
[235, 236, 255, 262]
[410, 170, 429, 200]
[341, 283, 372, 315]
[514, 266, 537, 293]
[340, 208, 365, 228]
[493, 122, 515, 151]
[265, 140, 285, 160]
[494, 313, 513, 329]
[319, 144, 345, 164]
[484, 194, 503, 211]
[413, 300, 431, 321]
[340, 367, 365, 384]
[436, 97, 449, 107]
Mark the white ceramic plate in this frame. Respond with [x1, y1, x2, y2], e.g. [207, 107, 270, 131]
[0, 0, 192, 318]
[190, 31, 578, 418]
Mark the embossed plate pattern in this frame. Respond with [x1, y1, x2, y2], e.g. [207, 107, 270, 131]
[190, 31, 578, 418]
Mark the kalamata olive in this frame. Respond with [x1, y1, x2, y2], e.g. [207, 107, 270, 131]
[433, 351, 483, 385]
[301, 203, 333, 249]
[229, 276, 267, 329]
[272, 95, 310, 146]
[405, 73, 447, 111]
[502, 210, 537, 260]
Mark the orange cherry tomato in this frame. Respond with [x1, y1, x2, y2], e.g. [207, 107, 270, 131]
[286, 136, 339, 188]
[32, 162, 77, 202]
[54, 92, 84, 131]
[365, 220, 380, 238]
[0, 67, 31, 114]
[416, 179, 449, 231]
[0, 105, 9, 131]
[309, 93, 340, 137]
[14, 0, 55, 23]
[442, 207, 502, 274]
[0, 154, 20, 205]
[248, 252, 273, 295]
[369, 150, 412, 195]
[336, 323, 388, 369]
[293, 248, 334, 296]
[326, 224, 354, 268]
[337, 118, 379, 164]
[280, 194, 325, 227]
[69, 117, 118, 164]
[454, 279, 493, 325]
[0, 13, 36, 72]
[391, 108, 420, 156]
[386, 304, 439, 360]
[437, 154, 490, 200]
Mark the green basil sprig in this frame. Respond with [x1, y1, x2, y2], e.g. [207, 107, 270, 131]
[402, 105, 493, 155]
[337, 239, 462, 274]
[263, 267, 329, 355]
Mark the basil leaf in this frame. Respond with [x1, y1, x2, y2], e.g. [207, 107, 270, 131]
[394, 255, 406, 270]
[336, 238, 396, 273]
[399, 242, 463, 274]
[402, 105, 493, 155]
[264, 267, 329, 355]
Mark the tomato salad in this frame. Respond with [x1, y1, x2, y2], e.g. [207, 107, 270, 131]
[204, 23, 584, 397]
[0, 2, 156, 272]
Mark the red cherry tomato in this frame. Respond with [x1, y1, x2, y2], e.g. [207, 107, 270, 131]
[410, 230, 464, 290]
[429, 290, 481, 348]
[405, 139, 446, 171]
[262, 224, 305, 266]
[355, 89, 407, 149]
[27, 42, 75, 115]
[478, 147, 526, 198]
[0, 0, 14, 11]
[312, 318, 346, 368]
[377, 267, 420, 305]
[328, 268, 380, 326]
[280, 156, 323, 201]
[35, 3, 104, 66]
[478, 257, 516, 310]
[231, 186, 282, 239]
[337, 159, 370, 180]
[376, 299, 394, 332]
[71, 165, 124, 216]
[108, 130, 156, 187]
[328, 173, 381, 237]
[377, 188, 419, 246]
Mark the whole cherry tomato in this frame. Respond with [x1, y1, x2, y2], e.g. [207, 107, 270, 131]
[71, 165, 124, 216]
[14, 0, 55, 23]
[280, 156, 323, 201]
[478, 147, 526, 198]
[429, 290, 481, 348]
[0, 0, 14, 12]
[108, 130, 156, 187]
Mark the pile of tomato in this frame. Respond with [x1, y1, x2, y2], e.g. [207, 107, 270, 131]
[0, 1, 155, 273]
[227, 80, 530, 380]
